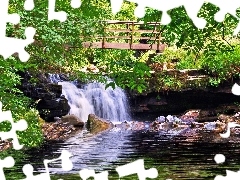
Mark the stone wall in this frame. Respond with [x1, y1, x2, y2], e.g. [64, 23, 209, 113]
[129, 89, 240, 120]
[18, 71, 70, 122]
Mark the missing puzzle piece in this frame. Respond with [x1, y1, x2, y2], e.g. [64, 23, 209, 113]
[48, 0, 82, 22]
[215, 170, 240, 180]
[79, 169, 109, 180]
[207, 0, 240, 35]
[116, 159, 158, 180]
[21, 150, 73, 180]
[22, 164, 51, 180]
[110, 0, 123, 15]
[0, 102, 28, 150]
[127, 0, 185, 24]
[0, 27, 36, 62]
[111, 0, 207, 28]
[0, 0, 36, 62]
[207, 0, 240, 22]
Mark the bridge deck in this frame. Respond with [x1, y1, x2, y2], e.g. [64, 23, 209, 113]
[81, 20, 166, 52]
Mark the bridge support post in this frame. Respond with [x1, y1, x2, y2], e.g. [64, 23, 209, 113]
[102, 27, 106, 48]
[130, 22, 134, 49]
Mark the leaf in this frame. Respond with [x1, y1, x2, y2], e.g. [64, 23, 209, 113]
[105, 82, 115, 90]
[137, 86, 143, 93]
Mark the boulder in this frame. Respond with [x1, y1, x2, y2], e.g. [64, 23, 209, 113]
[179, 109, 200, 124]
[61, 115, 84, 127]
[37, 95, 70, 122]
[87, 114, 114, 134]
[218, 114, 236, 123]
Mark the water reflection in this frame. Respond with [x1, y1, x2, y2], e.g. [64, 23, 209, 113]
[4, 125, 240, 179]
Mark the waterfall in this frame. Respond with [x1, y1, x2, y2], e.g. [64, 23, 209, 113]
[55, 77, 131, 122]
[58, 82, 94, 122]
[84, 82, 131, 122]
[49, 74, 62, 84]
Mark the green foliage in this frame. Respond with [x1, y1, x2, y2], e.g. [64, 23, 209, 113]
[150, 73, 183, 92]
[201, 45, 240, 81]
[108, 61, 151, 93]
[141, 3, 239, 57]
[0, 63, 43, 147]
[17, 109, 43, 147]
[0, 104, 43, 148]
[7, 0, 240, 93]
[6, 1, 240, 93]
[0, 0, 240, 151]
[149, 41, 240, 90]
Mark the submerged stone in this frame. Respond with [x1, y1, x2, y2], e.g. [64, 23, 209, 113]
[87, 114, 114, 134]
[61, 114, 84, 127]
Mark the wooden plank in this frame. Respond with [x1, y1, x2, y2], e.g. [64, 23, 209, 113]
[82, 42, 166, 52]
[105, 29, 132, 33]
[82, 42, 102, 48]
[137, 37, 161, 40]
[103, 20, 161, 25]
[80, 20, 165, 51]
[106, 29, 160, 34]
[80, 36, 163, 40]
[97, 36, 131, 39]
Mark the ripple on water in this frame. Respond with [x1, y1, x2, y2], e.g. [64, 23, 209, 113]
[7, 126, 240, 179]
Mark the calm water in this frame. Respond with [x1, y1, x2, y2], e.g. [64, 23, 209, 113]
[3, 122, 240, 180]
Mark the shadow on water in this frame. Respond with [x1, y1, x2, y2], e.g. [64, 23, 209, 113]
[3, 125, 240, 180]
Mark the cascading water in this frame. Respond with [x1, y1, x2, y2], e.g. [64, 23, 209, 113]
[49, 74, 62, 83]
[58, 81, 94, 122]
[49, 73, 131, 122]
[84, 82, 131, 122]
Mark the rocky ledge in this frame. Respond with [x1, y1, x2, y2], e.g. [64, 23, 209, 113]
[0, 114, 113, 152]
[41, 114, 85, 141]
[1, 109, 240, 152]
[115, 110, 240, 143]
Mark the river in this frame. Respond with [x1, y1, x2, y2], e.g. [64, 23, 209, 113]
[3, 79, 240, 180]
[3, 122, 240, 180]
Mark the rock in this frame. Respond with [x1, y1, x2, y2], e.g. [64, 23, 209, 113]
[54, 117, 61, 121]
[37, 96, 70, 122]
[114, 121, 131, 130]
[149, 121, 176, 131]
[88, 64, 99, 73]
[156, 115, 165, 123]
[41, 121, 81, 141]
[150, 120, 160, 130]
[61, 115, 84, 127]
[0, 140, 13, 152]
[87, 114, 114, 134]
[130, 89, 240, 115]
[215, 121, 226, 133]
[191, 122, 204, 128]
[37, 73, 52, 83]
[180, 109, 200, 124]
[184, 109, 200, 119]
[204, 122, 217, 130]
[130, 121, 145, 130]
[17, 71, 72, 122]
[218, 114, 236, 123]
[196, 109, 218, 122]
[117, 121, 131, 129]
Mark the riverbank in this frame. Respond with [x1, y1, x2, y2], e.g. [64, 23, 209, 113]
[1, 105, 240, 153]
[0, 121, 81, 152]
[0, 114, 114, 152]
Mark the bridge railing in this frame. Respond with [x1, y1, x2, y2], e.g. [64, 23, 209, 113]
[81, 20, 166, 52]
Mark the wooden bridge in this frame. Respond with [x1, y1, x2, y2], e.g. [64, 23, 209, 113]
[81, 20, 166, 53]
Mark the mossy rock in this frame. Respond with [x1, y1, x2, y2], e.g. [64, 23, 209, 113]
[38, 117, 45, 126]
[87, 114, 114, 134]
